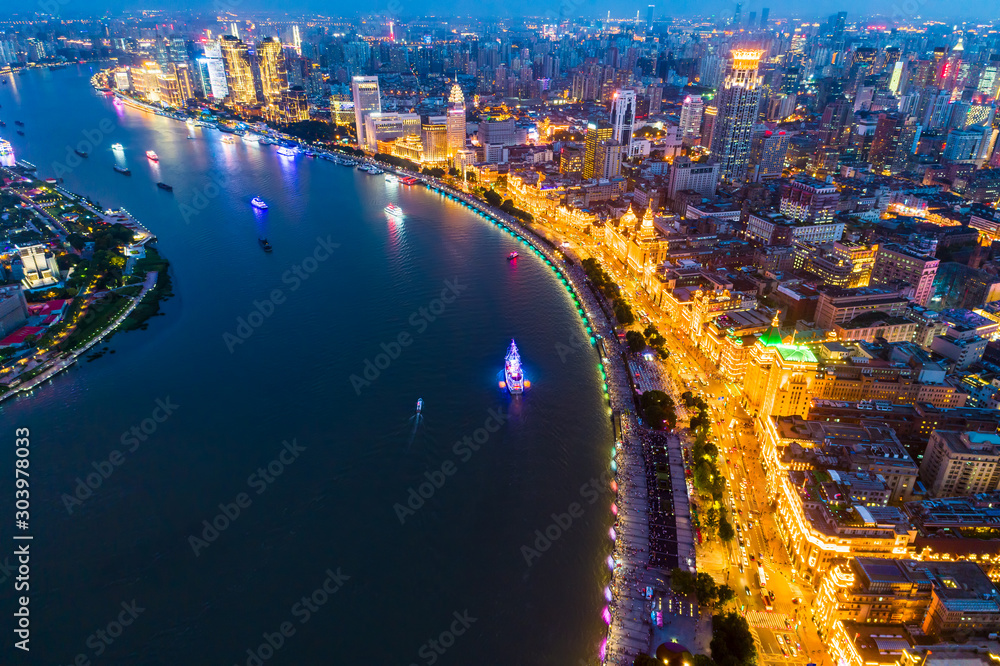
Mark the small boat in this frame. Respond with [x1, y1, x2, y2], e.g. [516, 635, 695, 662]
[16, 130, 23, 136]
[251, 197, 268, 210]
[0, 121, 6, 127]
[156, 182, 173, 191]
[276, 146, 296, 157]
[111, 142, 123, 150]
[75, 149, 88, 158]
[385, 173, 398, 183]
[384, 203, 403, 218]
[259, 237, 273, 252]
[416, 398, 423, 413]
[503, 339, 526, 394]
[146, 150, 158, 161]
[113, 165, 131, 175]
[14, 120, 24, 126]
[242, 134, 260, 144]
[508, 251, 519, 260]
[221, 135, 236, 144]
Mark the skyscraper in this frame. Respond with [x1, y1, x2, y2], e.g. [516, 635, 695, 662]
[710, 50, 763, 183]
[351, 76, 382, 150]
[198, 40, 228, 101]
[760, 7, 769, 30]
[583, 119, 614, 179]
[646, 5, 654, 31]
[219, 35, 256, 106]
[255, 37, 288, 114]
[610, 89, 637, 156]
[291, 25, 301, 54]
[679, 94, 703, 146]
[446, 84, 466, 159]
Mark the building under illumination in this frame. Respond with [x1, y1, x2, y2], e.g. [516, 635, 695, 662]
[220, 36, 257, 107]
[710, 50, 763, 182]
[351, 76, 382, 150]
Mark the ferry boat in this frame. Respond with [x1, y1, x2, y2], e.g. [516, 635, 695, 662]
[384, 203, 403, 218]
[385, 173, 398, 183]
[146, 150, 158, 161]
[15, 130, 23, 136]
[14, 120, 24, 126]
[156, 182, 173, 192]
[276, 146, 296, 157]
[113, 165, 131, 175]
[251, 197, 268, 210]
[416, 398, 423, 413]
[258, 237, 273, 252]
[74, 149, 88, 158]
[111, 142, 123, 151]
[221, 135, 236, 144]
[507, 251, 519, 260]
[0, 139, 12, 157]
[400, 176, 419, 185]
[242, 133, 260, 144]
[503, 339, 526, 394]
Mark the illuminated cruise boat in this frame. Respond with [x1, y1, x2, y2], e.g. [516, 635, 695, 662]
[242, 133, 260, 144]
[221, 135, 236, 144]
[507, 251, 518, 260]
[145, 150, 158, 161]
[111, 142, 124, 151]
[503, 339, 526, 394]
[415, 398, 423, 413]
[0, 139, 13, 157]
[384, 203, 403, 218]
[276, 146, 297, 157]
[251, 197, 268, 210]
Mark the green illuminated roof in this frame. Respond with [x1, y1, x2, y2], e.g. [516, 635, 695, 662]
[775, 344, 818, 363]
[759, 325, 784, 347]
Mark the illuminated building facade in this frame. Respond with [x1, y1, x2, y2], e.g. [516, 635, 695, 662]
[609, 89, 637, 156]
[710, 50, 763, 182]
[351, 76, 382, 150]
[220, 36, 257, 107]
[583, 120, 613, 180]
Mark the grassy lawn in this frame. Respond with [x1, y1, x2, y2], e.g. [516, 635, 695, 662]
[60, 293, 131, 352]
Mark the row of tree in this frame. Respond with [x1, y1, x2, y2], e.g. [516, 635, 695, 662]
[670, 569, 736, 607]
[682, 391, 735, 543]
[633, 612, 756, 666]
[482, 189, 534, 224]
[638, 390, 677, 430]
[580, 257, 634, 326]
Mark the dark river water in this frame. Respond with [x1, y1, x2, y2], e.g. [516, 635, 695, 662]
[0, 65, 614, 664]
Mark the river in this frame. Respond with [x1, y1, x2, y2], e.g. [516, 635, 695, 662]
[0, 64, 613, 664]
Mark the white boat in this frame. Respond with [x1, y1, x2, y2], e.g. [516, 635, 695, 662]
[111, 142, 124, 151]
[242, 133, 260, 144]
[221, 135, 236, 144]
[251, 197, 268, 210]
[146, 150, 158, 161]
[504, 339, 526, 394]
[416, 398, 423, 413]
[385, 173, 398, 183]
[384, 203, 403, 218]
[0, 139, 13, 157]
[276, 146, 296, 157]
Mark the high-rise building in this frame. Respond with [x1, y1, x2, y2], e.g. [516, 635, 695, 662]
[748, 129, 789, 180]
[919, 430, 1000, 497]
[255, 37, 288, 115]
[760, 7, 769, 30]
[421, 115, 449, 163]
[667, 157, 720, 199]
[583, 119, 614, 179]
[779, 177, 839, 223]
[710, 50, 763, 183]
[291, 25, 301, 54]
[198, 41, 228, 100]
[351, 76, 382, 150]
[219, 36, 257, 106]
[679, 94, 703, 146]
[646, 4, 654, 31]
[446, 84, 466, 158]
[700, 104, 718, 148]
[595, 140, 625, 179]
[610, 89, 637, 156]
[870, 244, 939, 307]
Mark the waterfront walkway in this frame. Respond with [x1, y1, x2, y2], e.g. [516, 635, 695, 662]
[0, 271, 157, 403]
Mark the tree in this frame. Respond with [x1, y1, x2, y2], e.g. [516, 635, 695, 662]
[625, 330, 646, 353]
[695, 572, 719, 604]
[634, 656, 660, 666]
[718, 514, 735, 542]
[705, 506, 719, 532]
[692, 655, 717, 666]
[716, 585, 736, 606]
[671, 568, 696, 596]
[484, 189, 503, 208]
[614, 299, 635, 325]
[710, 612, 757, 666]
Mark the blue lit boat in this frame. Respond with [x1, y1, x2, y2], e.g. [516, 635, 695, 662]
[276, 146, 297, 157]
[251, 197, 268, 210]
[416, 398, 423, 413]
[503, 339, 526, 394]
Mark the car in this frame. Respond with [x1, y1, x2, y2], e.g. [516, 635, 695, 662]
[744, 585, 751, 596]
[775, 634, 783, 646]
[791, 597, 801, 604]
[749, 553, 755, 561]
